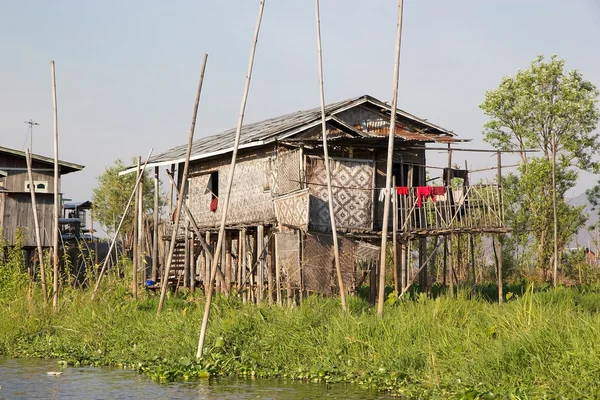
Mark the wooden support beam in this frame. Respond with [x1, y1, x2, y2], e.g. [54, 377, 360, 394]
[392, 175, 399, 294]
[133, 156, 140, 299]
[225, 232, 232, 293]
[184, 221, 190, 289]
[267, 228, 274, 304]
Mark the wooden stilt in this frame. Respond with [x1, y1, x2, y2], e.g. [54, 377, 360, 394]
[275, 233, 282, 306]
[449, 235, 455, 297]
[158, 54, 208, 313]
[418, 238, 426, 292]
[470, 234, 476, 285]
[257, 225, 264, 303]
[237, 230, 243, 292]
[50, 61, 60, 312]
[184, 221, 190, 289]
[377, 0, 405, 316]
[248, 232, 255, 302]
[205, 231, 211, 291]
[314, 0, 347, 312]
[267, 228, 274, 304]
[197, 1, 265, 358]
[225, 232, 232, 293]
[241, 229, 247, 302]
[190, 230, 196, 292]
[152, 166, 159, 281]
[137, 156, 144, 295]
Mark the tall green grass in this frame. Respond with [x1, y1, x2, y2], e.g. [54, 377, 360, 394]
[1, 262, 600, 398]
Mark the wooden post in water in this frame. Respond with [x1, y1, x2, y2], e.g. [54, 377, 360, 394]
[190, 229, 196, 292]
[377, 0, 404, 316]
[314, 0, 347, 312]
[152, 166, 159, 281]
[50, 61, 60, 312]
[26, 149, 48, 304]
[158, 54, 208, 313]
[197, 1, 265, 359]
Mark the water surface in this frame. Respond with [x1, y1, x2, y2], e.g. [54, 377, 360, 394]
[0, 358, 390, 399]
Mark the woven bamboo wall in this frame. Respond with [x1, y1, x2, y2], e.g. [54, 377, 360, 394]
[275, 231, 301, 287]
[186, 150, 276, 228]
[272, 149, 301, 196]
[306, 157, 373, 231]
[1, 192, 54, 247]
[302, 232, 357, 294]
[273, 189, 309, 231]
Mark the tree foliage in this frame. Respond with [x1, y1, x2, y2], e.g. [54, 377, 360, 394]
[92, 159, 161, 241]
[480, 55, 600, 278]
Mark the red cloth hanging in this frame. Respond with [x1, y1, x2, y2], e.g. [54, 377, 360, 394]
[209, 197, 218, 212]
[416, 186, 434, 207]
[396, 186, 409, 195]
[431, 186, 445, 196]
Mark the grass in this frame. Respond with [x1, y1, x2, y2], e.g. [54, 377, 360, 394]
[1, 274, 600, 399]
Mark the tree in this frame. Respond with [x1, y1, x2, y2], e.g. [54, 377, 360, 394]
[92, 159, 161, 245]
[480, 55, 600, 282]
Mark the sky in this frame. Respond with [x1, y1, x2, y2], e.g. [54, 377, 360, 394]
[1, 0, 600, 207]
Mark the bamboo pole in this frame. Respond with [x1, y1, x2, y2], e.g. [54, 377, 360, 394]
[158, 53, 208, 313]
[314, 0, 347, 312]
[92, 149, 153, 296]
[393, 176, 399, 295]
[196, 1, 264, 359]
[377, 0, 404, 316]
[497, 151, 504, 303]
[132, 157, 140, 299]
[551, 132, 559, 287]
[50, 61, 60, 312]
[25, 149, 48, 304]
[152, 166, 159, 281]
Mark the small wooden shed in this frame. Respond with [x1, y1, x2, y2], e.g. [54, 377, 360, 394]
[0, 146, 84, 247]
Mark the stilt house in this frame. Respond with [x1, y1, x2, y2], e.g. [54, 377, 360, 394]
[0, 146, 84, 247]
[130, 95, 507, 298]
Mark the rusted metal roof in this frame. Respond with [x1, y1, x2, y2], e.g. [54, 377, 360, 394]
[122, 94, 462, 174]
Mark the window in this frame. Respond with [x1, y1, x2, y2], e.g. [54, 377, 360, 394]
[208, 171, 218, 200]
[24, 180, 48, 193]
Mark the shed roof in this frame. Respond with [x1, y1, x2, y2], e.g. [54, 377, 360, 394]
[122, 94, 461, 174]
[0, 146, 84, 175]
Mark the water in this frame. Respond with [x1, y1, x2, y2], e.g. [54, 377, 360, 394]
[0, 358, 391, 400]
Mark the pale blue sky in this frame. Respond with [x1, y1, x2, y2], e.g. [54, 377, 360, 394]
[1, 0, 599, 204]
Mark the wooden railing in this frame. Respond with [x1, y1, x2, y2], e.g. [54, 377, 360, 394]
[395, 184, 505, 234]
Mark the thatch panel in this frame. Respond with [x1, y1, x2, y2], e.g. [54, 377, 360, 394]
[273, 189, 309, 231]
[275, 231, 301, 287]
[307, 157, 373, 231]
[273, 149, 301, 196]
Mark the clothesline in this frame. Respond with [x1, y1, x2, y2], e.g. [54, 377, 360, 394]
[288, 179, 498, 192]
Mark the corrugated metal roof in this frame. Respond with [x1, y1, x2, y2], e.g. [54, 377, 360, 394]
[0, 146, 84, 174]
[123, 94, 459, 173]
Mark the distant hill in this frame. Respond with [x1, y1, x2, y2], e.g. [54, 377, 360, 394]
[568, 192, 598, 250]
